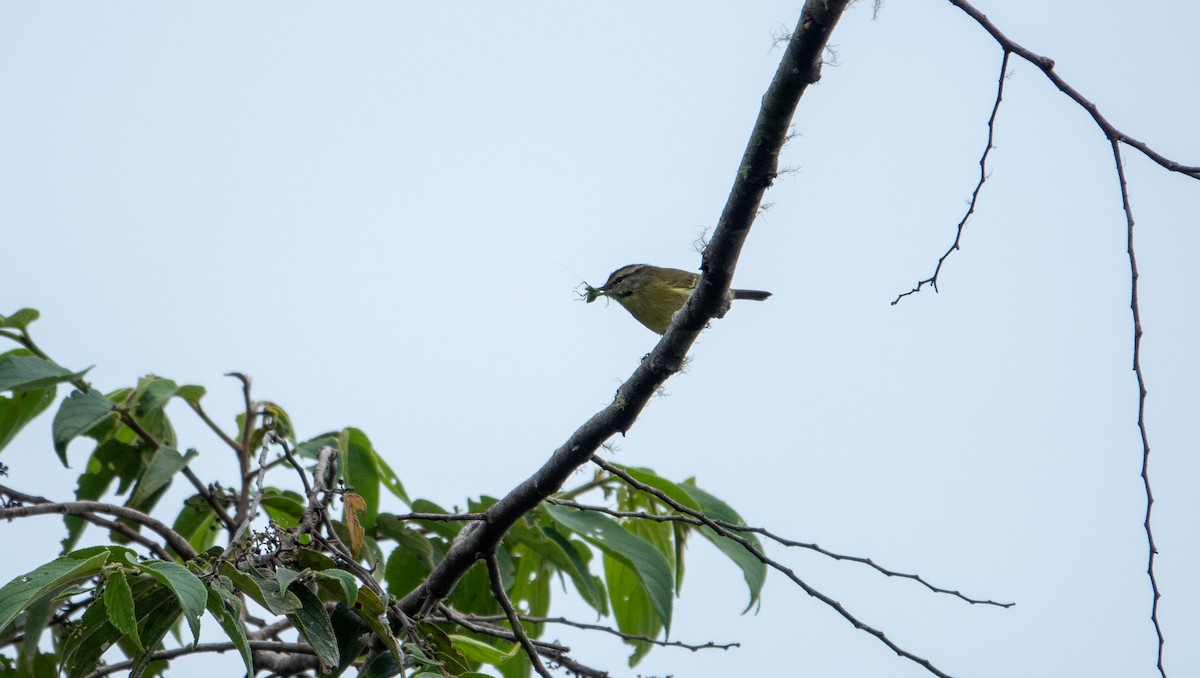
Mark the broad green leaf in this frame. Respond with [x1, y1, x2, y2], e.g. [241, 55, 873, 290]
[330, 603, 369, 675]
[63, 440, 145, 551]
[52, 389, 117, 466]
[132, 377, 178, 417]
[383, 528, 434, 598]
[0, 308, 40, 331]
[508, 549, 550, 638]
[679, 483, 767, 612]
[130, 446, 196, 507]
[541, 527, 607, 615]
[174, 384, 206, 406]
[339, 428, 379, 535]
[317, 570, 359, 607]
[17, 586, 58, 675]
[354, 586, 403, 660]
[0, 551, 112, 634]
[450, 634, 520, 665]
[206, 579, 253, 676]
[275, 567, 302, 595]
[447, 561, 499, 615]
[605, 553, 658, 666]
[61, 571, 179, 678]
[542, 504, 673, 632]
[611, 464, 700, 511]
[288, 583, 340, 669]
[421, 623, 473, 676]
[360, 651, 403, 678]
[0, 353, 83, 393]
[102, 569, 141, 652]
[371, 447, 410, 506]
[261, 488, 305, 528]
[171, 495, 221, 553]
[130, 558, 206, 646]
[0, 386, 55, 454]
[219, 563, 302, 615]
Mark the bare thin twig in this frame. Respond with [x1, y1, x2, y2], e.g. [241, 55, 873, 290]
[485, 552, 553, 678]
[0, 494, 196, 560]
[546, 497, 1011, 607]
[893, 51, 1009, 304]
[462, 613, 740, 652]
[1110, 139, 1164, 678]
[82, 641, 315, 678]
[592, 456, 955, 678]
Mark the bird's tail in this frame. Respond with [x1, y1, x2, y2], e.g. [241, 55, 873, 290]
[732, 289, 772, 301]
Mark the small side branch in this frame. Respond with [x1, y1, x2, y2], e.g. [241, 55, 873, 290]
[1110, 140, 1164, 678]
[592, 456, 954, 678]
[893, 51, 1010, 304]
[546, 497, 1011, 607]
[0, 493, 196, 560]
[484, 554, 554, 678]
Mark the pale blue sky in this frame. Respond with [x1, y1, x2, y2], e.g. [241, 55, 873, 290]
[3, 2, 1199, 676]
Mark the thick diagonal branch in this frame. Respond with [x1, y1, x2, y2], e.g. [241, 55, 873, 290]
[398, 0, 850, 617]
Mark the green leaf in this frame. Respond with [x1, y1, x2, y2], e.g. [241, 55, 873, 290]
[339, 428, 380, 536]
[51, 389, 117, 466]
[611, 464, 701, 511]
[0, 353, 84, 393]
[540, 526, 607, 615]
[605, 553, 659, 666]
[450, 634, 520, 665]
[102, 569, 141, 652]
[206, 578, 254, 676]
[261, 488, 305, 528]
[360, 651, 403, 678]
[171, 495, 222, 553]
[62, 441, 145, 551]
[130, 446, 196, 507]
[381, 525, 434, 595]
[0, 308, 40, 331]
[371, 447, 410, 506]
[0, 386, 55, 454]
[679, 483, 767, 612]
[17, 586, 58, 676]
[174, 384, 207, 406]
[219, 563, 302, 615]
[129, 558, 206, 646]
[61, 571, 180, 678]
[330, 604, 369, 675]
[132, 377, 178, 417]
[354, 586, 403, 661]
[0, 551, 112, 634]
[317, 570, 359, 607]
[542, 504, 673, 633]
[288, 583, 340, 669]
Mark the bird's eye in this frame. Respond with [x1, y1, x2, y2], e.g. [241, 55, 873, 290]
[612, 276, 625, 285]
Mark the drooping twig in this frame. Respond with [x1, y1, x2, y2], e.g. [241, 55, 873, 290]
[462, 612, 740, 652]
[1110, 139, 1164, 678]
[897, 1, 1200, 304]
[893, 51, 1009, 304]
[0, 485, 173, 561]
[0, 495, 196, 560]
[485, 552, 553, 678]
[546, 497, 1011, 607]
[592, 455, 954, 678]
[82, 641, 316, 678]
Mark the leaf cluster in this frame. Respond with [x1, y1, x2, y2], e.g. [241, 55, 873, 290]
[0, 308, 764, 677]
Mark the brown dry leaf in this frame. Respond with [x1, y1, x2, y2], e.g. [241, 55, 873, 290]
[342, 492, 367, 559]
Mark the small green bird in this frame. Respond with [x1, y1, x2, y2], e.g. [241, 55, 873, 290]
[588, 264, 771, 334]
